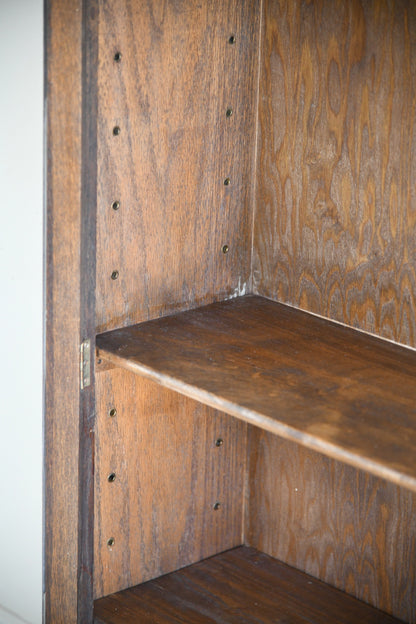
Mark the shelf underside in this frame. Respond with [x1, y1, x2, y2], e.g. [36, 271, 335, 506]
[93, 546, 402, 624]
[96, 295, 416, 492]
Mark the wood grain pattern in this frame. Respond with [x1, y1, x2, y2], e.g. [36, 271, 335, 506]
[95, 0, 260, 332]
[246, 432, 416, 622]
[94, 368, 247, 598]
[97, 295, 416, 492]
[78, 0, 99, 618]
[93, 546, 403, 623]
[253, 0, 416, 348]
[44, 0, 83, 622]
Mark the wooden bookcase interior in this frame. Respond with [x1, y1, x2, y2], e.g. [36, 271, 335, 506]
[46, 0, 416, 622]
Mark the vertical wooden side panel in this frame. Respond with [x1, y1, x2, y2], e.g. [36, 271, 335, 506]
[78, 0, 99, 620]
[94, 369, 247, 599]
[246, 429, 416, 623]
[44, 0, 82, 621]
[95, 0, 260, 332]
[253, 0, 416, 347]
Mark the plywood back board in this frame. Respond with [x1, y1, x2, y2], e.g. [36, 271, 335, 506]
[94, 368, 247, 598]
[253, 0, 416, 347]
[246, 429, 416, 623]
[96, 0, 260, 332]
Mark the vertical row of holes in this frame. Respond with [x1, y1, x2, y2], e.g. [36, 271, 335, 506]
[110, 50, 122, 282]
[213, 437, 224, 511]
[107, 405, 117, 549]
[221, 33, 236, 258]
[106, 48, 124, 550]
[213, 33, 236, 509]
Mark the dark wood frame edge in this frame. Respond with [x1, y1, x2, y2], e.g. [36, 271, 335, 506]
[44, 0, 98, 621]
[78, 0, 98, 620]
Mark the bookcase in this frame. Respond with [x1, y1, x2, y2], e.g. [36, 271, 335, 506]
[45, 0, 416, 622]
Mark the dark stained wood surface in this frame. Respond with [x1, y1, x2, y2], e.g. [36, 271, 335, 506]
[253, 0, 416, 348]
[96, 295, 416, 492]
[247, 431, 416, 623]
[78, 0, 99, 618]
[44, 0, 83, 621]
[94, 369, 247, 599]
[95, 0, 260, 332]
[93, 546, 403, 623]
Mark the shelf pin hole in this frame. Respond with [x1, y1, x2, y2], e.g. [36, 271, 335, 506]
[112, 200, 120, 211]
[215, 438, 223, 447]
[226, 108, 233, 118]
[222, 245, 229, 254]
[229, 35, 236, 44]
[224, 177, 231, 186]
[114, 51, 122, 62]
[108, 472, 116, 483]
[113, 126, 121, 136]
[213, 502, 221, 511]
[111, 270, 119, 280]
[109, 408, 117, 417]
[107, 537, 115, 547]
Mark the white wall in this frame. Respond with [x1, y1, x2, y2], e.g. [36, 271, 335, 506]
[0, 1, 43, 623]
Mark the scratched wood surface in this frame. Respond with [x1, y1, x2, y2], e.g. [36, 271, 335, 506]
[96, 295, 416, 492]
[253, 0, 416, 348]
[44, 0, 82, 621]
[94, 368, 247, 599]
[94, 546, 403, 624]
[95, 0, 260, 332]
[246, 432, 416, 622]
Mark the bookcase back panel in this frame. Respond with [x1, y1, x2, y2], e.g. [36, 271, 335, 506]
[94, 368, 247, 599]
[246, 429, 416, 623]
[95, 0, 260, 333]
[253, 0, 416, 347]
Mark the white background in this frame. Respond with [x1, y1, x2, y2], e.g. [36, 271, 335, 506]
[0, 0, 43, 622]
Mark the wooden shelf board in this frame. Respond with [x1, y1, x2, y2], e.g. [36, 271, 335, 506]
[93, 546, 403, 623]
[96, 295, 416, 492]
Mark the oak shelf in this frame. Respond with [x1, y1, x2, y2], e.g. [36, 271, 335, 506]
[93, 546, 403, 624]
[96, 295, 416, 493]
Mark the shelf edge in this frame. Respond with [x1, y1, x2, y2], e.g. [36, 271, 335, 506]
[97, 347, 416, 494]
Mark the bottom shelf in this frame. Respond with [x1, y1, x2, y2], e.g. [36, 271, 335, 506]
[93, 547, 403, 624]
